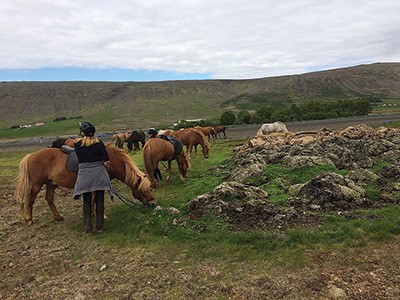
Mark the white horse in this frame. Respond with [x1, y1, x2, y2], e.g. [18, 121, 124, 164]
[257, 121, 288, 136]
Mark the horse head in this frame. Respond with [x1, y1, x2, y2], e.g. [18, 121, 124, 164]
[128, 172, 156, 207]
[202, 142, 210, 158]
[108, 147, 156, 206]
[176, 151, 190, 179]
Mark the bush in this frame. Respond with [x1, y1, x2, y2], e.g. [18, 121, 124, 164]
[220, 111, 236, 125]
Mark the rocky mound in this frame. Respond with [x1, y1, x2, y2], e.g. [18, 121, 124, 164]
[181, 124, 400, 232]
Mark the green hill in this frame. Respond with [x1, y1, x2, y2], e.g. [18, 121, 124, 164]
[1, 62, 400, 131]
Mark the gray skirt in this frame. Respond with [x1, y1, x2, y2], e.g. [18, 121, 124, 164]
[73, 161, 111, 197]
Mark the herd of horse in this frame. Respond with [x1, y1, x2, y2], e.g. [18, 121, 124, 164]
[14, 125, 227, 225]
[14, 121, 288, 225]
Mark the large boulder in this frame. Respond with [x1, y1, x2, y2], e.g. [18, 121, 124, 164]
[183, 181, 304, 231]
[289, 172, 370, 210]
[281, 155, 335, 169]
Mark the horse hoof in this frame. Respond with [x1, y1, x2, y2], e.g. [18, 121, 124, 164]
[54, 215, 64, 221]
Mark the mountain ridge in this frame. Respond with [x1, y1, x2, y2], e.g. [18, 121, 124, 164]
[1, 62, 399, 129]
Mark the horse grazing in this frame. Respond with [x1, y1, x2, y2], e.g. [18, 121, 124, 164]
[112, 132, 131, 149]
[169, 128, 210, 158]
[127, 130, 146, 152]
[143, 137, 190, 188]
[14, 146, 156, 226]
[194, 126, 216, 140]
[214, 126, 227, 138]
[257, 121, 288, 136]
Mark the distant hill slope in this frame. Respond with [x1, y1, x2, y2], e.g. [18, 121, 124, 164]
[1, 62, 400, 129]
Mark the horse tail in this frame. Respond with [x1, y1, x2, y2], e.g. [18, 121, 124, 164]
[142, 144, 155, 185]
[183, 151, 191, 169]
[14, 154, 32, 219]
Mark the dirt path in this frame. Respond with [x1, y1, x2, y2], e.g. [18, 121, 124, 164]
[1, 114, 399, 152]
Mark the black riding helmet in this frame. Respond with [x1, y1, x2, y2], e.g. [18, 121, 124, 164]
[148, 128, 157, 136]
[79, 121, 96, 136]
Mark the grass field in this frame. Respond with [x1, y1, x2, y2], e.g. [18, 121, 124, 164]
[2, 138, 400, 298]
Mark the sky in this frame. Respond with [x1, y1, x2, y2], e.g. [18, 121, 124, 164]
[0, 0, 399, 82]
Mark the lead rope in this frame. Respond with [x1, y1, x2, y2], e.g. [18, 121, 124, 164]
[108, 185, 142, 208]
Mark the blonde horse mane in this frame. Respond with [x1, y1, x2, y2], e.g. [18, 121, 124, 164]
[108, 147, 151, 191]
[14, 154, 32, 217]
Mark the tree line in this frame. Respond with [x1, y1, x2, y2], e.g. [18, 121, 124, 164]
[219, 99, 372, 125]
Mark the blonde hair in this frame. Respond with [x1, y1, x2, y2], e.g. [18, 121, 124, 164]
[74, 136, 100, 147]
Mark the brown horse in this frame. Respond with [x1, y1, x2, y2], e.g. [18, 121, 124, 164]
[194, 126, 216, 140]
[214, 126, 227, 138]
[143, 138, 190, 188]
[14, 146, 156, 226]
[112, 132, 131, 149]
[168, 128, 210, 158]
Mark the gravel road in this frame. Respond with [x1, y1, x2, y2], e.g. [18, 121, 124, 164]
[1, 114, 399, 152]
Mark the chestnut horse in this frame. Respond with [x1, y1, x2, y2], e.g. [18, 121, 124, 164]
[14, 146, 156, 226]
[168, 128, 210, 158]
[143, 138, 190, 188]
[112, 132, 131, 149]
[214, 126, 227, 138]
[194, 126, 216, 140]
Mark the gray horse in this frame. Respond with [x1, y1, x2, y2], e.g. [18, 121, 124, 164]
[257, 121, 288, 136]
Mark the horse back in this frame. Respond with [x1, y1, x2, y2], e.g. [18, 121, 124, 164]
[143, 138, 175, 161]
[28, 148, 76, 188]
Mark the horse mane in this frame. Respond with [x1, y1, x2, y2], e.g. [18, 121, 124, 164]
[107, 147, 151, 191]
[192, 128, 210, 149]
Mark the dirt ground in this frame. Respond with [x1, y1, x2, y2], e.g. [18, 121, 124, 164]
[1, 182, 400, 299]
[2, 115, 400, 299]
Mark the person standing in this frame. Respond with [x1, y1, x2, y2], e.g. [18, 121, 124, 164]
[73, 122, 110, 234]
[148, 128, 158, 138]
[148, 128, 162, 180]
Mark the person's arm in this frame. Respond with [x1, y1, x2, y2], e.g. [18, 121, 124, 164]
[100, 142, 110, 162]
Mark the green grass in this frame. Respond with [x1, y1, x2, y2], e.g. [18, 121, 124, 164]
[0, 119, 79, 141]
[3, 138, 400, 265]
[0, 150, 30, 181]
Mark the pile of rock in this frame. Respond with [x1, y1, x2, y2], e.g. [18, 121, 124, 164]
[180, 124, 400, 232]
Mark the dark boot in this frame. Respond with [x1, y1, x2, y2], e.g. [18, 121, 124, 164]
[95, 190, 105, 233]
[83, 192, 92, 233]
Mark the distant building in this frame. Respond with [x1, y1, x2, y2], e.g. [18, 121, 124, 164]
[35, 122, 45, 126]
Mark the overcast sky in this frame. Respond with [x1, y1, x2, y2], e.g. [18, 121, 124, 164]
[1, 0, 399, 81]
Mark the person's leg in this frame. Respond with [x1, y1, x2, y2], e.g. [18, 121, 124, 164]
[82, 192, 92, 233]
[154, 167, 162, 180]
[95, 190, 105, 232]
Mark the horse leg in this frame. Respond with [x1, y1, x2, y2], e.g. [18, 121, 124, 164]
[22, 185, 42, 226]
[91, 192, 108, 220]
[148, 164, 158, 188]
[167, 161, 172, 181]
[45, 183, 64, 221]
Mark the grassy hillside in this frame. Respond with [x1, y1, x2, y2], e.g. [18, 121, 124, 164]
[1, 62, 400, 133]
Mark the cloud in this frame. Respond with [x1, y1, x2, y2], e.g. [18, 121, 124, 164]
[1, 0, 399, 79]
